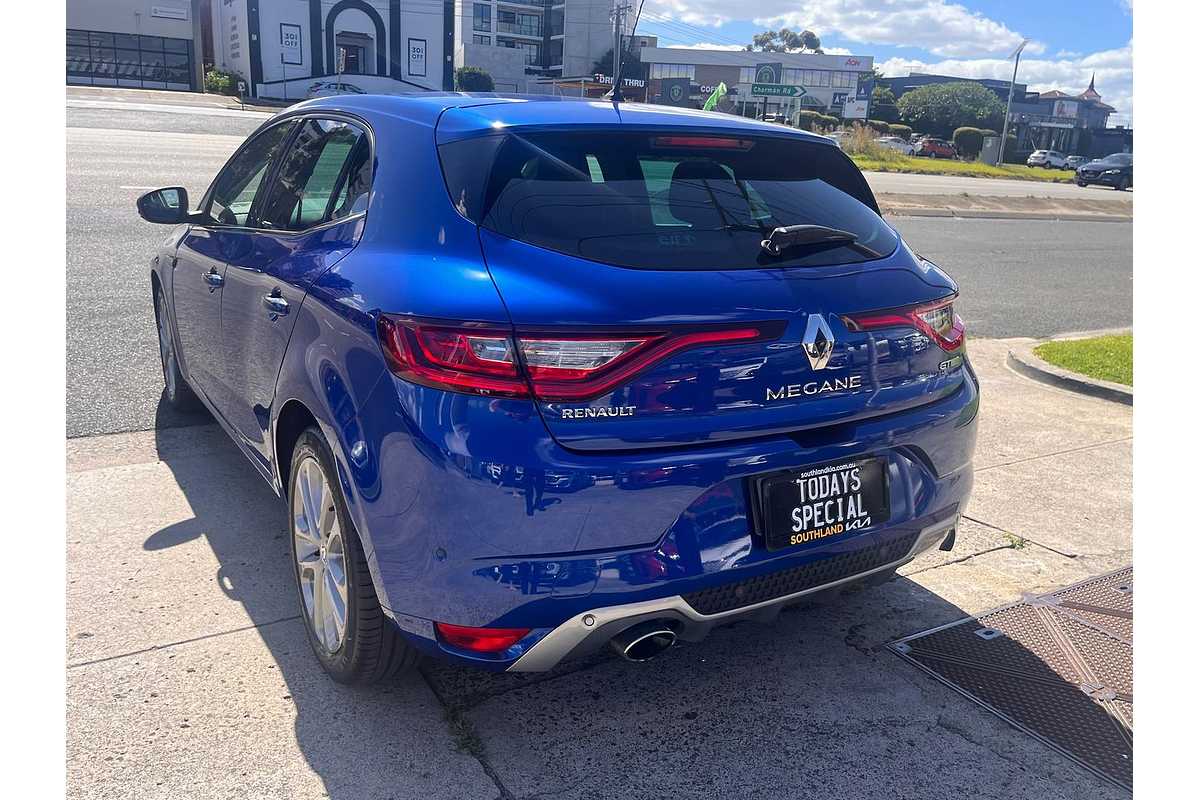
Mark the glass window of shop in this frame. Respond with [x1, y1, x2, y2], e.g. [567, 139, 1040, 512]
[67, 29, 194, 91]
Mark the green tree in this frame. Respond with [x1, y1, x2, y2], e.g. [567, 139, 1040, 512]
[871, 84, 899, 123]
[896, 82, 1006, 138]
[745, 28, 823, 54]
[455, 66, 495, 92]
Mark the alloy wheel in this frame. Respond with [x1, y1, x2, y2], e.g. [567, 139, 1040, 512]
[292, 455, 349, 653]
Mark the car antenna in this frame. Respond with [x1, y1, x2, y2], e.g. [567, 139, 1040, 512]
[606, 0, 644, 103]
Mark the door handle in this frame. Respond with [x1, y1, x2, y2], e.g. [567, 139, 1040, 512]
[202, 269, 224, 289]
[262, 292, 290, 316]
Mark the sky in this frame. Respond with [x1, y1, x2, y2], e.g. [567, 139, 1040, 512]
[636, 0, 1133, 122]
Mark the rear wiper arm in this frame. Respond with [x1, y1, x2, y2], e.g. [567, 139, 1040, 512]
[759, 224, 881, 258]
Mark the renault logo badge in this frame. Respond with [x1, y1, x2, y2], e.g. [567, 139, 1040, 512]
[802, 314, 835, 371]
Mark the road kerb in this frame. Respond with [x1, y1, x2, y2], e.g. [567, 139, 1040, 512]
[1006, 333, 1133, 405]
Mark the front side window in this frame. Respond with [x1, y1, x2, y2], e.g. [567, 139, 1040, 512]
[440, 131, 894, 270]
[257, 118, 371, 231]
[207, 121, 297, 227]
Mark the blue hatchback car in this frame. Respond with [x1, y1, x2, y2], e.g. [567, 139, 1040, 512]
[138, 94, 977, 683]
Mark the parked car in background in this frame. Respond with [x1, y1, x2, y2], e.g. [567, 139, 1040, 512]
[306, 80, 365, 98]
[1075, 152, 1132, 190]
[1065, 155, 1088, 171]
[914, 137, 956, 159]
[136, 95, 976, 682]
[876, 136, 915, 156]
[1026, 150, 1068, 169]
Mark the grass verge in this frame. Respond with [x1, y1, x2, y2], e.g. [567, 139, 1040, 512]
[850, 152, 1075, 183]
[1034, 333, 1132, 386]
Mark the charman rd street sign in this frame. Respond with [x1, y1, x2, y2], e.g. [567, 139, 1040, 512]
[751, 83, 805, 98]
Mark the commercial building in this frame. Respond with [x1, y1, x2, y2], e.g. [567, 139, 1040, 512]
[879, 72, 1027, 105]
[1007, 75, 1119, 155]
[209, 0, 452, 98]
[67, 0, 205, 92]
[881, 71, 1125, 158]
[454, 1, 616, 93]
[638, 47, 875, 119]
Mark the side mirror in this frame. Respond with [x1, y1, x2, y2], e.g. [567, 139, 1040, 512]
[137, 187, 191, 224]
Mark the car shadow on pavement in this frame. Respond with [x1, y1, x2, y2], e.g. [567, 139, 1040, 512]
[146, 402, 1128, 800]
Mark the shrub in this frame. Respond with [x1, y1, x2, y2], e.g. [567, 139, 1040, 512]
[796, 110, 824, 131]
[817, 113, 840, 131]
[204, 67, 243, 96]
[454, 66, 494, 92]
[866, 119, 891, 134]
[888, 123, 913, 140]
[952, 127, 988, 160]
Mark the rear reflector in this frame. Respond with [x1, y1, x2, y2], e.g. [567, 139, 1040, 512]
[378, 316, 783, 401]
[842, 295, 965, 351]
[435, 622, 531, 653]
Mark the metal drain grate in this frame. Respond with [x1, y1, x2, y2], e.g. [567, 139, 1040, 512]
[890, 567, 1132, 791]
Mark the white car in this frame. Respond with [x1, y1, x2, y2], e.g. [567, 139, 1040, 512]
[876, 136, 915, 156]
[306, 80, 365, 99]
[1027, 149, 1068, 169]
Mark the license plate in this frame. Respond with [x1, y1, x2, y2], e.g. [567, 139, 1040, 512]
[759, 457, 890, 551]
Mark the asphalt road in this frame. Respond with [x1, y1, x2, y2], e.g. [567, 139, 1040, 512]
[66, 106, 1132, 438]
[865, 169, 1132, 202]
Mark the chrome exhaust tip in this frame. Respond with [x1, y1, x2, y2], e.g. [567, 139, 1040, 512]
[609, 620, 678, 662]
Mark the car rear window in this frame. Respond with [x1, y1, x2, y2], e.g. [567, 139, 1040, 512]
[438, 130, 897, 270]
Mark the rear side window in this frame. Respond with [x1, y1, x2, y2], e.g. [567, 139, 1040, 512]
[257, 118, 371, 232]
[439, 131, 896, 269]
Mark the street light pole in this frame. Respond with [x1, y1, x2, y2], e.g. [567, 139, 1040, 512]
[996, 38, 1029, 165]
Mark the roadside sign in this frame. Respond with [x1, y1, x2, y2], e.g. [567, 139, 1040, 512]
[842, 99, 869, 119]
[751, 83, 804, 98]
[754, 62, 783, 84]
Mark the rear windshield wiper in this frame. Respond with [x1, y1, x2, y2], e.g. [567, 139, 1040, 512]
[759, 224, 882, 258]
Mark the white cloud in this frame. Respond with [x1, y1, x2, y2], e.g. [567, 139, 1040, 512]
[667, 42, 747, 51]
[878, 42, 1133, 118]
[644, 0, 1041, 57]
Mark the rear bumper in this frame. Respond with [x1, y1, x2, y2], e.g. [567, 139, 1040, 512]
[350, 356, 979, 670]
[507, 516, 957, 671]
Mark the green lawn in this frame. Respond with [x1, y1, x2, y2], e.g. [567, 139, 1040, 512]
[850, 153, 1075, 183]
[1034, 334, 1132, 386]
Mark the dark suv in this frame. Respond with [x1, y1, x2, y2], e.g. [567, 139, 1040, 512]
[1075, 153, 1132, 190]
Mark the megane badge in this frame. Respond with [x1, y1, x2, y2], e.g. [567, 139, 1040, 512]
[802, 314, 835, 371]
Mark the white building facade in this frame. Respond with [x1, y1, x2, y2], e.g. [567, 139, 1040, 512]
[453, 0, 614, 93]
[211, 0, 454, 99]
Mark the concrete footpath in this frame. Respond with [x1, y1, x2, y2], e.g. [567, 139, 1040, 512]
[66, 338, 1131, 800]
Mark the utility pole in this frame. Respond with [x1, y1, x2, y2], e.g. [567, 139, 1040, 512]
[997, 38, 1029, 165]
[609, 1, 631, 102]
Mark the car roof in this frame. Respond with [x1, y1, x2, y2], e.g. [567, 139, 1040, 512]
[285, 92, 837, 145]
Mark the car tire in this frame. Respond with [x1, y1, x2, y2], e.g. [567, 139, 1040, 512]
[154, 287, 202, 412]
[288, 427, 419, 684]
[1115, 176, 1130, 191]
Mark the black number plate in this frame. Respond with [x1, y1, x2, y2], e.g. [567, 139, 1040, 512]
[760, 457, 890, 551]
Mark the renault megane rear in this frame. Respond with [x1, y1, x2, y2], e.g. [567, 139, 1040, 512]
[140, 95, 977, 682]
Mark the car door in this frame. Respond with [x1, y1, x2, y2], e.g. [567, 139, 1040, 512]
[171, 119, 296, 407]
[215, 116, 372, 470]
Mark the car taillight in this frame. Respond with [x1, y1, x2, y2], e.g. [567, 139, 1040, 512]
[842, 296, 965, 351]
[378, 316, 782, 400]
[435, 622, 530, 653]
